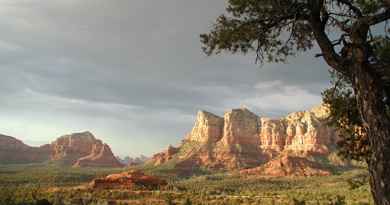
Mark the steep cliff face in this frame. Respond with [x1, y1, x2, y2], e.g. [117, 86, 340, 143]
[212, 108, 263, 169]
[51, 131, 100, 164]
[188, 111, 224, 144]
[259, 105, 337, 155]
[149, 105, 339, 174]
[0, 134, 50, 164]
[0, 132, 123, 168]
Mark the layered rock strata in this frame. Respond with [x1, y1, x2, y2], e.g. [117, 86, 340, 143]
[149, 105, 338, 173]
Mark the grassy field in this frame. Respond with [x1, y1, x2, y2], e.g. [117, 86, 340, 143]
[0, 163, 373, 205]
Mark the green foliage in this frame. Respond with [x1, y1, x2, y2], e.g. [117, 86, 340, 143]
[183, 198, 192, 205]
[200, 0, 315, 64]
[200, 0, 390, 165]
[328, 195, 346, 205]
[292, 198, 306, 205]
[356, 0, 384, 14]
[0, 163, 125, 187]
[165, 196, 176, 205]
[322, 71, 370, 162]
[0, 164, 374, 205]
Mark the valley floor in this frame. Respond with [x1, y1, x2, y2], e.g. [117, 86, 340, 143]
[0, 164, 373, 205]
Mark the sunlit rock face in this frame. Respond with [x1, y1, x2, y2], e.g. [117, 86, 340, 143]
[188, 111, 224, 144]
[220, 108, 260, 146]
[51, 131, 99, 164]
[282, 105, 337, 155]
[149, 104, 338, 173]
[73, 143, 124, 168]
[0, 131, 123, 167]
[0, 134, 51, 164]
[213, 107, 263, 169]
[51, 131, 123, 167]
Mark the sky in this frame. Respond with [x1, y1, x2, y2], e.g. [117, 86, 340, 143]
[0, 0, 332, 157]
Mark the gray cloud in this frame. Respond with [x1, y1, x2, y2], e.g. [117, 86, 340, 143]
[0, 0, 331, 156]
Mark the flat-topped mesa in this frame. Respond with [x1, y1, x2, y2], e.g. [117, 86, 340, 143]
[188, 110, 224, 144]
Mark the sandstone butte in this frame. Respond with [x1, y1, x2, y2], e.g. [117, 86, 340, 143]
[0, 131, 123, 168]
[89, 170, 167, 190]
[147, 104, 339, 176]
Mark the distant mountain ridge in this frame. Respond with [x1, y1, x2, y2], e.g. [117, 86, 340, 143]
[117, 155, 150, 166]
[0, 134, 51, 164]
[147, 105, 342, 176]
[0, 131, 123, 168]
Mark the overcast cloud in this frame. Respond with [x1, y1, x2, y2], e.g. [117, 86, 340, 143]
[0, 0, 332, 157]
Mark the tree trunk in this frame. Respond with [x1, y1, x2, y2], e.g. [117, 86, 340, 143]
[352, 63, 390, 205]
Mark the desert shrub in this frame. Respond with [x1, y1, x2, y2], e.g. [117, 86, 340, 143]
[292, 198, 306, 205]
[328, 195, 346, 205]
[183, 198, 192, 205]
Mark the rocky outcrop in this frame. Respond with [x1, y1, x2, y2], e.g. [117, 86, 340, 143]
[0, 132, 123, 168]
[148, 104, 339, 174]
[73, 144, 123, 168]
[151, 145, 179, 166]
[50, 131, 123, 167]
[89, 170, 167, 190]
[0, 134, 51, 164]
[240, 154, 331, 176]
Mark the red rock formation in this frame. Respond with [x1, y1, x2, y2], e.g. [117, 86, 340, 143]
[149, 104, 340, 175]
[73, 143, 124, 168]
[89, 170, 167, 189]
[50, 131, 99, 164]
[150, 145, 179, 166]
[0, 132, 123, 168]
[0, 134, 51, 164]
[240, 154, 331, 176]
[51, 131, 123, 167]
[188, 111, 224, 144]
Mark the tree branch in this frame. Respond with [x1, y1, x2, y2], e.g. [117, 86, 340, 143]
[309, 0, 346, 74]
[367, 9, 390, 26]
[336, 0, 363, 17]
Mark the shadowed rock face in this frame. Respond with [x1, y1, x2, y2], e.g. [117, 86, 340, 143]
[0, 134, 51, 164]
[149, 105, 339, 174]
[0, 132, 123, 168]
